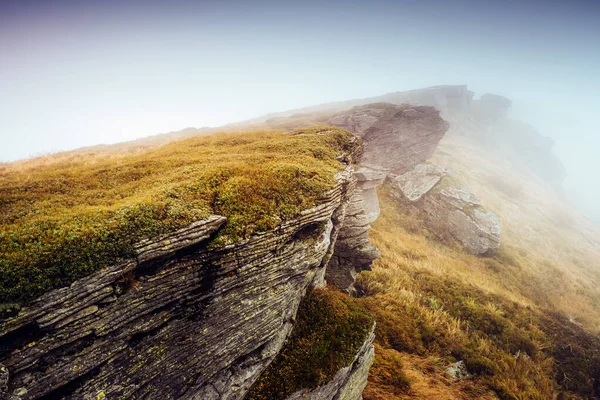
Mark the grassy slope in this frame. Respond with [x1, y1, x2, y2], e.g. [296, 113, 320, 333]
[433, 135, 600, 330]
[358, 135, 600, 399]
[0, 127, 356, 305]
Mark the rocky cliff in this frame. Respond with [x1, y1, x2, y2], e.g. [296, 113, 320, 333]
[1, 101, 455, 400]
[0, 166, 368, 400]
[0, 125, 384, 400]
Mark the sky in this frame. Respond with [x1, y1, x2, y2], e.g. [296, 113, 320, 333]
[1, 0, 599, 218]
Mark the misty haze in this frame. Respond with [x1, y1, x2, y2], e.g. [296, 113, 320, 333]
[1, 1, 599, 399]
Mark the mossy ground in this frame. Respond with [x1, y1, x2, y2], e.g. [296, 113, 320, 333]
[246, 287, 373, 400]
[0, 127, 357, 305]
[357, 187, 600, 400]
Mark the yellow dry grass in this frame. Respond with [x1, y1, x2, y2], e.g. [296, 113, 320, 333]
[432, 135, 600, 330]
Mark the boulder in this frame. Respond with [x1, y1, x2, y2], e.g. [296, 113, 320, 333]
[445, 361, 472, 381]
[329, 103, 449, 174]
[390, 163, 501, 255]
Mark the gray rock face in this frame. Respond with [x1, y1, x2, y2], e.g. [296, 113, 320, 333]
[329, 103, 449, 174]
[285, 325, 375, 400]
[0, 167, 366, 400]
[325, 103, 451, 293]
[325, 174, 381, 294]
[390, 163, 501, 255]
[354, 165, 388, 223]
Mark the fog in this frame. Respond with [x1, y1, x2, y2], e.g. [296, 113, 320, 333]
[1, 0, 599, 220]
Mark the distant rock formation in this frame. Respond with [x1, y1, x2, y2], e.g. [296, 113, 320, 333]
[474, 93, 512, 120]
[390, 163, 501, 255]
[258, 85, 565, 187]
[329, 103, 449, 174]
[371, 85, 474, 111]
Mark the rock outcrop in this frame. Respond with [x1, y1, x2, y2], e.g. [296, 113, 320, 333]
[0, 98, 462, 399]
[474, 93, 512, 120]
[329, 103, 449, 174]
[324, 104, 451, 292]
[444, 361, 471, 381]
[354, 165, 388, 223]
[285, 325, 375, 400]
[444, 90, 566, 186]
[390, 163, 501, 255]
[0, 164, 369, 400]
[375, 85, 474, 111]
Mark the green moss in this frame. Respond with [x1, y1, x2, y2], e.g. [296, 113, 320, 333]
[0, 127, 357, 305]
[246, 287, 373, 400]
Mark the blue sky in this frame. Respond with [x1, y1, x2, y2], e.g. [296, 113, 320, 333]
[1, 0, 599, 217]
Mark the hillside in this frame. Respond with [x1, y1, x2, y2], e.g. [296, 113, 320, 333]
[1, 87, 599, 400]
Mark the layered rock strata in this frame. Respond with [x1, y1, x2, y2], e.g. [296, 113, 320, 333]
[324, 165, 389, 295]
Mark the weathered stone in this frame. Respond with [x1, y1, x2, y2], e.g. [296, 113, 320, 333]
[325, 103, 450, 293]
[329, 103, 449, 174]
[392, 163, 449, 201]
[445, 360, 472, 381]
[390, 163, 501, 255]
[284, 324, 375, 400]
